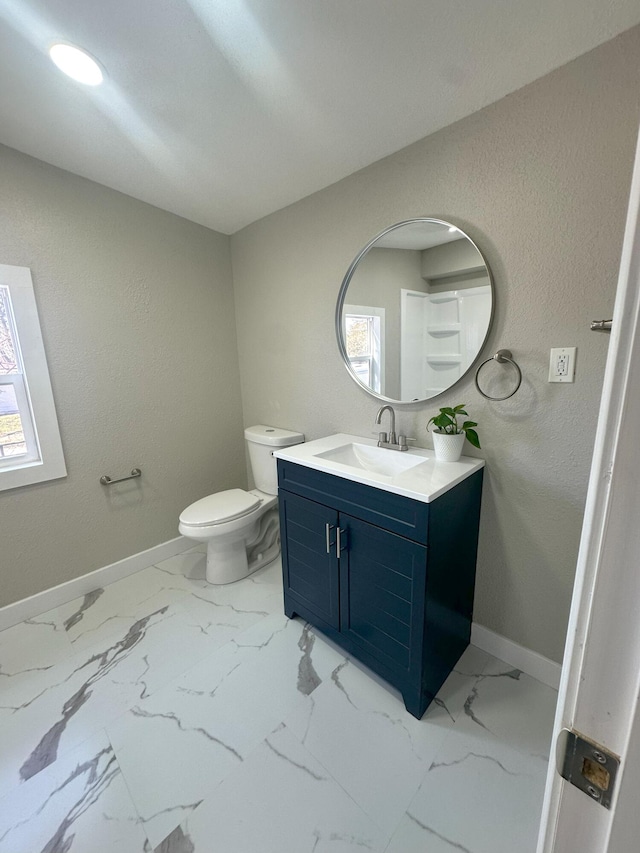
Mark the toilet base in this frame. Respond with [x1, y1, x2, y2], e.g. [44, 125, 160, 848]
[205, 506, 281, 585]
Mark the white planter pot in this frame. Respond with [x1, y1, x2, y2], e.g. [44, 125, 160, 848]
[432, 431, 465, 462]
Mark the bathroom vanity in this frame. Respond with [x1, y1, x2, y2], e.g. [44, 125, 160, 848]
[275, 434, 484, 719]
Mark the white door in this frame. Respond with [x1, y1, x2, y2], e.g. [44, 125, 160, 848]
[537, 124, 640, 852]
[400, 289, 428, 399]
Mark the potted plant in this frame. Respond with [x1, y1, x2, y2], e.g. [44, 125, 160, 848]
[427, 404, 481, 462]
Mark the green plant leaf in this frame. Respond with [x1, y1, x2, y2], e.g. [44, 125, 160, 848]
[432, 413, 454, 430]
[430, 404, 479, 438]
[465, 428, 481, 449]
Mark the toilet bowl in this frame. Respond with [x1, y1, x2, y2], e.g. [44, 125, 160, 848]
[179, 425, 304, 584]
[178, 488, 280, 585]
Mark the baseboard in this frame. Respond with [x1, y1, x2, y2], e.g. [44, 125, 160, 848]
[471, 623, 562, 690]
[0, 536, 192, 633]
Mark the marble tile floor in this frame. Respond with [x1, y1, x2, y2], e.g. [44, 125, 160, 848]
[0, 547, 558, 852]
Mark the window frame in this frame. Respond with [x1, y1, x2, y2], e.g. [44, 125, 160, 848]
[343, 304, 385, 395]
[0, 373, 40, 464]
[0, 264, 66, 491]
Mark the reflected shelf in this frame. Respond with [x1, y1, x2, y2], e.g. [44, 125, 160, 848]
[428, 294, 461, 304]
[427, 323, 461, 336]
[425, 355, 463, 364]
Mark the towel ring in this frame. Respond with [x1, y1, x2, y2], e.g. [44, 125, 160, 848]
[475, 349, 522, 401]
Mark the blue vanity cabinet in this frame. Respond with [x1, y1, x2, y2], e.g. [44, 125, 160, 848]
[278, 489, 340, 629]
[277, 459, 483, 719]
[338, 514, 427, 690]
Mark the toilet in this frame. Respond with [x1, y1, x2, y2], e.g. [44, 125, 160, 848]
[179, 425, 304, 584]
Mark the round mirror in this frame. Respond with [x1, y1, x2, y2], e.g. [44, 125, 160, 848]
[336, 218, 494, 403]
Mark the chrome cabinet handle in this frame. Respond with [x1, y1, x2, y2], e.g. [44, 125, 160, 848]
[336, 527, 347, 556]
[325, 523, 335, 554]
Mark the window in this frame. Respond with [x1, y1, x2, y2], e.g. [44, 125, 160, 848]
[0, 264, 66, 491]
[343, 305, 385, 394]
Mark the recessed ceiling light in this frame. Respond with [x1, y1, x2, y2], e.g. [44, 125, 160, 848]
[49, 43, 104, 85]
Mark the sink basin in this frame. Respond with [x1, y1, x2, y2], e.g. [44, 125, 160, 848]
[315, 442, 427, 478]
[274, 433, 485, 503]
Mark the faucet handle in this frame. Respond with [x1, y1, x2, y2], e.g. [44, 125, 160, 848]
[398, 435, 416, 451]
[377, 431, 388, 445]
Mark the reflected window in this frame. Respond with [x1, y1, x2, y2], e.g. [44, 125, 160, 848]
[344, 305, 385, 395]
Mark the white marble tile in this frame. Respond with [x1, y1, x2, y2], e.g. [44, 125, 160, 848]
[461, 657, 557, 759]
[385, 708, 549, 853]
[0, 542, 555, 853]
[155, 724, 386, 852]
[152, 549, 209, 584]
[0, 604, 177, 798]
[85, 592, 278, 707]
[0, 558, 285, 801]
[452, 643, 492, 677]
[0, 615, 74, 693]
[45, 566, 196, 652]
[433, 644, 493, 722]
[109, 615, 347, 847]
[155, 550, 285, 616]
[282, 648, 483, 840]
[192, 552, 283, 600]
[110, 697, 243, 848]
[0, 598, 247, 800]
[0, 730, 149, 853]
[179, 575, 283, 625]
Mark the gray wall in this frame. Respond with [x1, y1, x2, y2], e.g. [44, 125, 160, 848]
[0, 145, 245, 607]
[421, 238, 488, 284]
[231, 27, 640, 663]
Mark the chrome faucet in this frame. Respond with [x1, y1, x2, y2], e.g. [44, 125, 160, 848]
[375, 405, 397, 445]
[375, 406, 416, 452]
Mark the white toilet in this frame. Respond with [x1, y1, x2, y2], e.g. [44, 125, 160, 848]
[179, 425, 304, 584]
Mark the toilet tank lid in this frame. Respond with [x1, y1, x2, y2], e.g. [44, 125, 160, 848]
[180, 489, 261, 526]
[244, 425, 305, 447]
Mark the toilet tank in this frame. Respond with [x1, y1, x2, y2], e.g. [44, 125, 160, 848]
[244, 425, 305, 495]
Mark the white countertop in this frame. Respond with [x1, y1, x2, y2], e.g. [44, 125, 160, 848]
[274, 433, 484, 504]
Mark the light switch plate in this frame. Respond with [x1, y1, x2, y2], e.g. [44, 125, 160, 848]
[549, 347, 576, 382]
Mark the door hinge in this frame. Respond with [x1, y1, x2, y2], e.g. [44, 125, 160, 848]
[557, 728, 619, 808]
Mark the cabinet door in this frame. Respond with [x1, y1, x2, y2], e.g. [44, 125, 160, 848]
[279, 490, 340, 629]
[339, 514, 427, 679]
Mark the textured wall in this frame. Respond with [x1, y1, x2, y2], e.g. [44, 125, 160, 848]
[231, 27, 640, 662]
[0, 145, 245, 607]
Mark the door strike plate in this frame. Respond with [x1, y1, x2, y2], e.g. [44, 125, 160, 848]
[557, 728, 619, 808]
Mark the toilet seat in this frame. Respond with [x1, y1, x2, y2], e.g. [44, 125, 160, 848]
[179, 488, 262, 527]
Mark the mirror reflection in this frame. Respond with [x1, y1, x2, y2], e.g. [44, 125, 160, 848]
[336, 219, 493, 403]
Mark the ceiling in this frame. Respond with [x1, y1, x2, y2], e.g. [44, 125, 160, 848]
[1, 1, 639, 235]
